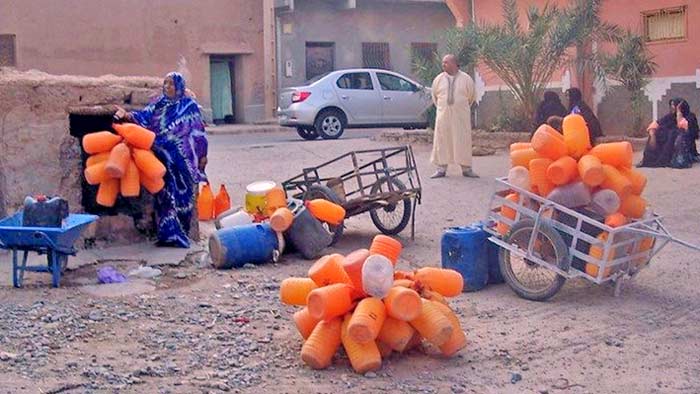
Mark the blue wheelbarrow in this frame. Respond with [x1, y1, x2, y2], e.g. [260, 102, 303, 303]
[0, 212, 98, 288]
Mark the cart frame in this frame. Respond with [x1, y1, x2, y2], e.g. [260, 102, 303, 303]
[484, 177, 700, 298]
[282, 145, 422, 238]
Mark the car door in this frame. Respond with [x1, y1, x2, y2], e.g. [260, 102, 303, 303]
[333, 72, 381, 124]
[376, 72, 429, 124]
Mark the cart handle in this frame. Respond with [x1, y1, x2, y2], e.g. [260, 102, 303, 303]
[32, 231, 75, 255]
[621, 227, 700, 252]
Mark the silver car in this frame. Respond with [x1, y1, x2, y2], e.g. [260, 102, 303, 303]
[278, 69, 432, 140]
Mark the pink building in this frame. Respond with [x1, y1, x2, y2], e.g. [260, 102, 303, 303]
[448, 0, 699, 134]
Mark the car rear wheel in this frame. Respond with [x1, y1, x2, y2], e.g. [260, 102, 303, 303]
[296, 127, 319, 140]
[315, 109, 346, 140]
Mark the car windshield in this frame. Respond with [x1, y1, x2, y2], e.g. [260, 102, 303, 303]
[306, 72, 330, 85]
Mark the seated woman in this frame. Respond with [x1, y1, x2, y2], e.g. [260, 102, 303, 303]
[566, 87, 603, 145]
[534, 91, 567, 130]
[114, 72, 208, 247]
[638, 98, 697, 169]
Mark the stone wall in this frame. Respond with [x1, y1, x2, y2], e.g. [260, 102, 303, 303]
[0, 68, 169, 244]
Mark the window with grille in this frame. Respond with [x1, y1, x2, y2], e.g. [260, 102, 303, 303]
[362, 43, 391, 70]
[0, 34, 16, 67]
[643, 6, 687, 42]
[411, 42, 437, 70]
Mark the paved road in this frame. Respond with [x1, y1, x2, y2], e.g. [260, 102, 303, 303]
[208, 128, 386, 147]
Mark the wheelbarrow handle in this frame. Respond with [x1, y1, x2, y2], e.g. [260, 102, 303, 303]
[623, 227, 700, 252]
[32, 231, 75, 255]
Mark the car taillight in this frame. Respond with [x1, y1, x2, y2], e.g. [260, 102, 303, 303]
[292, 91, 311, 103]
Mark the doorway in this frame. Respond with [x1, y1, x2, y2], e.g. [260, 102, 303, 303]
[210, 57, 236, 124]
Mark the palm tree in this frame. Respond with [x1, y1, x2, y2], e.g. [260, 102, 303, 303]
[562, 0, 622, 101]
[473, 0, 580, 127]
[602, 30, 657, 136]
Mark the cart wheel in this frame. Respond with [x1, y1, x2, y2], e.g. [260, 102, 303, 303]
[296, 127, 320, 141]
[499, 219, 569, 301]
[369, 178, 412, 235]
[304, 184, 344, 245]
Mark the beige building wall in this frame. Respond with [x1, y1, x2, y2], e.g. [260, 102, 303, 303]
[0, 0, 276, 123]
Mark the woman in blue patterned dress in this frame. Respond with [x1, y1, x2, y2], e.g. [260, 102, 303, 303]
[114, 72, 208, 248]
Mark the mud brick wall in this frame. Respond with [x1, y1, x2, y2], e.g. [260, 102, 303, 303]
[0, 68, 176, 244]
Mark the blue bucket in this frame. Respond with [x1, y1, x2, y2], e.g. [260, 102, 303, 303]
[209, 223, 279, 269]
[441, 225, 490, 291]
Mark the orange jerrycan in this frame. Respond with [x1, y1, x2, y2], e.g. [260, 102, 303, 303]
[378, 317, 416, 352]
[601, 165, 632, 200]
[120, 160, 141, 197]
[562, 114, 591, 158]
[84, 161, 109, 186]
[509, 142, 532, 152]
[414, 267, 464, 296]
[306, 199, 346, 225]
[343, 249, 370, 299]
[578, 155, 604, 187]
[619, 167, 647, 195]
[589, 142, 633, 168]
[546, 156, 578, 185]
[96, 178, 120, 207]
[132, 149, 166, 179]
[531, 124, 567, 160]
[510, 148, 540, 168]
[197, 183, 215, 221]
[369, 235, 402, 266]
[104, 142, 131, 178]
[270, 207, 294, 232]
[293, 307, 320, 340]
[383, 286, 421, 321]
[308, 254, 353, 287]
[409, 299, 453, 347]
[348, 297, 387, 343]
[113, 122, 156, 150]
[306, 283, 353, 321]
[280, 277, 318, 306]
[432, 301, 467, 357]
[82, 131, 122, 154]
[86, 152, 110, 167]
[301, 317, 342, 370]
[341, 314, 382, 374]
[620, 194, 647, 219]
[214, 184, 231, 218]
[140, 173, 165, 194]
[529, 158, 555, 197]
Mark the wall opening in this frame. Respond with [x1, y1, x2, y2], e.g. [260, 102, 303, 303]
[210, 56, 237, 124]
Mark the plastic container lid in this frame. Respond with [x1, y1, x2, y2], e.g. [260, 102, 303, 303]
[246, 181, 277, 195]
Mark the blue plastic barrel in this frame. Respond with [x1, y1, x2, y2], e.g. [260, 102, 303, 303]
[209, 223, 279, 269]
[441, 225, 489, 292]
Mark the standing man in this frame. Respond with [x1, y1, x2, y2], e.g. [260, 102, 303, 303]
[430, 54, 478, 178]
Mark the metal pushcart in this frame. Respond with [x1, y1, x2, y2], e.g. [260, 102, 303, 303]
[484, 177, 700, 301]
[0, 212, 98, 288]
[283, 146, 422, 243]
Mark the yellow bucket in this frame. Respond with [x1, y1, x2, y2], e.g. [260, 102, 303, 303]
[245, 180, 276, 215]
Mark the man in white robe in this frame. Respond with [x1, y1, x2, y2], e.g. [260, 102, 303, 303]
[430, 54, 478, 178]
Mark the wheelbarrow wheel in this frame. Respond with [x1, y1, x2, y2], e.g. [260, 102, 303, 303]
[304, 184, 344, 245]
[369, 178, 411, 235]
[499, 219, 569, 301]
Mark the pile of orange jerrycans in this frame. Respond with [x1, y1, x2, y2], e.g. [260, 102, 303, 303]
[82, 123, 166, 207]
[280, 235, 468, 373]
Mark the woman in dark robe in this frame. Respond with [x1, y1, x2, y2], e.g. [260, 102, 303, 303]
[534, 91, 567, 130]
[566, 87, 603, 145]
[114, 72, 208, 247]
[638, 98, 696, 169]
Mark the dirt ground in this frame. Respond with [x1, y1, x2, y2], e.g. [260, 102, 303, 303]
[1, 132, 699, 394]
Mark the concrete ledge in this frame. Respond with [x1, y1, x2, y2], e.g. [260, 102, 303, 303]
[374, 129, 530, 156]
[374, 129, 648, 154]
